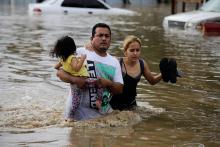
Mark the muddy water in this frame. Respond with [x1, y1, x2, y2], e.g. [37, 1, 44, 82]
[0, 1, 220, 147]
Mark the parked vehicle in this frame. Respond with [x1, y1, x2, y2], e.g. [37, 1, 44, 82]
[202, 21, 220, 36]
[28, 0, 136, 15]
[163, 0, 220, 33]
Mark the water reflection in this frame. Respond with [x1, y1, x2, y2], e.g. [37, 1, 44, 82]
[0, 0, 35, 15]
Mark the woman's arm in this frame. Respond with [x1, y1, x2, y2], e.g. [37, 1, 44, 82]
[142, 60, 162, 85]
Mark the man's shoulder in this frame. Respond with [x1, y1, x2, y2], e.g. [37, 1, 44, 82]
[107, 54, 119, 62]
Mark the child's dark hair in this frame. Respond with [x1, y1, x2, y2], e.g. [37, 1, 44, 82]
[50, 36, 76, 61]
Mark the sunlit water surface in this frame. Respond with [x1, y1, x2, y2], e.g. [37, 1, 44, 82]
[0, 1, 220, 147]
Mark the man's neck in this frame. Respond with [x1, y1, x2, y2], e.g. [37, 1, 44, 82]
[94, 49, 107, 57]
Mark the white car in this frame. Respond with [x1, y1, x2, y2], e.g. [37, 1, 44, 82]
[28, 0, 136, 16]
[163, 0, 220, 32]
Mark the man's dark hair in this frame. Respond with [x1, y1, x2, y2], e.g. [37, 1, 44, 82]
[92, 23, 111, 37]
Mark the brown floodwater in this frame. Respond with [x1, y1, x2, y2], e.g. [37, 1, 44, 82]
[0, 1, 220, 147]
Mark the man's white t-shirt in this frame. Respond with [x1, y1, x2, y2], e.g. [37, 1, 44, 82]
[65, 47, 123, 120]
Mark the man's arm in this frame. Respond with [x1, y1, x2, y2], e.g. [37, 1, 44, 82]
[96, 78, 123, 95]
[56, 69, 86, 88]
[108, 81, 123, 95]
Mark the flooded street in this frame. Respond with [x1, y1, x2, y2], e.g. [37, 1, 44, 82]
[0, 1, 220, 147]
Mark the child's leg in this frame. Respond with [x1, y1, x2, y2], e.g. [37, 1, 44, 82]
[70, 84, 81, 114]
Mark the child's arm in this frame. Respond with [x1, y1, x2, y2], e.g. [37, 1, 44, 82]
[84, 42, 93, 51]
[54, 61, 62, 70]
[71, 54, 86, 72]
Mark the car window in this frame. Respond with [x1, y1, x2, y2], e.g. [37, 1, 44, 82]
[61, 0, 108, 9]
[61, 0, 84, 7]
[200, 0, 220, 12]
[84, 0, 108, 9]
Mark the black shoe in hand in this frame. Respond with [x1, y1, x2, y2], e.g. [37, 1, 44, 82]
[159, 58, 169, 82]
[168, 58, 177, 83]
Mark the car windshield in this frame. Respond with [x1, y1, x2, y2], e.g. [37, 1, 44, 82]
[200, 0, 220, 12]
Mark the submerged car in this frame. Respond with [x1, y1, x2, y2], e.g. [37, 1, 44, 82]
[28, 0, 136, 15]
[163, 0, 220, 32]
